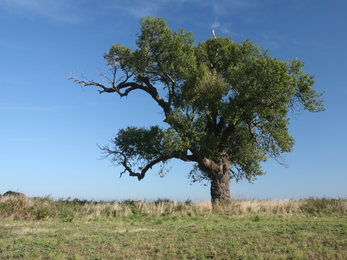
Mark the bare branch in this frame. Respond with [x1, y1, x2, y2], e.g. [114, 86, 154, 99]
[99, 145, 174, 180]
[67, 73, 118, 94]
[68, 71, 173, 119]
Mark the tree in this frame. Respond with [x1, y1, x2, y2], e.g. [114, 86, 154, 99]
[69, 16, 324, 205]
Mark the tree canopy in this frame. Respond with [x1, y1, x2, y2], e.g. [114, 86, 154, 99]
[69, 16, 324, 204]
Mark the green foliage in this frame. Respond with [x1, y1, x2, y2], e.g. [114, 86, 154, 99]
[105, 16, 195, 87]
[115, 126, 166, 161]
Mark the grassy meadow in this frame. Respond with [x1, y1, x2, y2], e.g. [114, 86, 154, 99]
[0, 195, 346, 259]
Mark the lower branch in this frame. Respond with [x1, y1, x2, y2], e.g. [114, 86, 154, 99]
[99, 145, 174, 181]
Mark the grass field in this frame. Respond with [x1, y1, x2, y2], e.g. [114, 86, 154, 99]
[0, 195, 346, 259]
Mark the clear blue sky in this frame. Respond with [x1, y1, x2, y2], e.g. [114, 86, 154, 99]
[1, 0, 346, 201]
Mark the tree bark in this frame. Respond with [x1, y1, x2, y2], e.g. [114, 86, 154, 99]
[210, 165, 231, 205]
[201, 154, 232, 206]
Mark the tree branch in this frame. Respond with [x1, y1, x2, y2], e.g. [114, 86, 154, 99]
[218, 123, 235, 152]
[151, 52, 176, 106]
[67, 73, 118, 94]
[68, 72, 173, 119]
[99, 145, 169, 180]
[99, 144, 195, 180]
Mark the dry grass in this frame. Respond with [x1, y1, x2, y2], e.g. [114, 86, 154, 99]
[1, 195, 346, 221]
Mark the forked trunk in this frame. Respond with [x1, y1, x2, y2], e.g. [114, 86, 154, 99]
[210, 162, 231, 205]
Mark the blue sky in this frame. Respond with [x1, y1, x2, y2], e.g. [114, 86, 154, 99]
[1, 0, 346, 201]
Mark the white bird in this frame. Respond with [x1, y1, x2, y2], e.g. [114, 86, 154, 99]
[211, 29, 216, 38]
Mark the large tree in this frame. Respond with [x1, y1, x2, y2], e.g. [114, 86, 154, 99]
[69, 17, 324, 205]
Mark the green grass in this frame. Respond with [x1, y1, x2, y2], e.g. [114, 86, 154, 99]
[0, 196, 346, 259]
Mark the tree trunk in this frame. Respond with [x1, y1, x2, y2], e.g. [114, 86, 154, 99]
[210, 162, 231, 205]
[199, 154, 231, 206]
